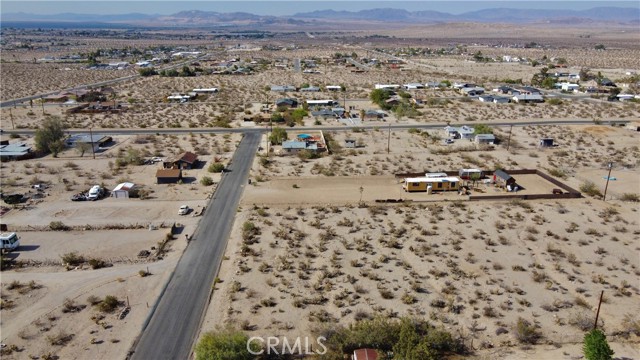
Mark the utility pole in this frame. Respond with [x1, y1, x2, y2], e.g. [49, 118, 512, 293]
[40, 96, 45, 116]
[9, 108, 15, 129]
[387, 123, 391, 154]
[506, 125, 513, 151]
[603, 162, 613, 201]
[593, 290, 604, 330]
[89, 127, 96, 159]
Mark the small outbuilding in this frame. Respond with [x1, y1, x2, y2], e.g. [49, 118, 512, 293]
[474, 134, 496, 145]
[156, 169, 182, 184]
[539, 138, 554, 147]
[111, 182, 136, 198]
[493, 170, 516, 188]
[345, 139, 357, 148]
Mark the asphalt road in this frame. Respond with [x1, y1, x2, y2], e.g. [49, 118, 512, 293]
[1, 119, 632, 138]
[129, 131, 261, 360]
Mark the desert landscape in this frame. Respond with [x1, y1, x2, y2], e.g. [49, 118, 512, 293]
[1, 4, 639, 360]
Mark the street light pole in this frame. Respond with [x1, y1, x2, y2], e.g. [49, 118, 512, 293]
[603, 162, 613, 201]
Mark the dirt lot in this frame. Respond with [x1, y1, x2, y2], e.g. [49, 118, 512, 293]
[0, 132, 242, 360]
[202, 123, 640, 358]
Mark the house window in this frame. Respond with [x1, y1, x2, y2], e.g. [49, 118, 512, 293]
[436, 182, 442, 189]
[412, 182, 420, 186]
[451, 182, 457, 188]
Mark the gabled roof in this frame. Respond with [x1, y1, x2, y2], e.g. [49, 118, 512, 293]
[171, 151, 198, 164]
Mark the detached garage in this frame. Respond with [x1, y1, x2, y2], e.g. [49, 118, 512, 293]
[111, 182, 136, 198]
[156, 169, 182, 184]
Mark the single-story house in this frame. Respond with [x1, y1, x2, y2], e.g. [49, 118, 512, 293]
[493, 86, 512, 94]
[475, 134, 496, 144]
[44, 93, 69, 102]
[444, 125, 475, 139]
[403, 83, 424, 90]
[539, 138, 554, 147]
[425, 81, 442, 88]
[300, 86, 321, 92]
[281, 140, 318, 154]
[164, 151, 198, 169]
[492, 96, 510, 104]
[512, 94, 544, 103]
[364, 110, 386, 120]
[561, 83, 580, 92]
[600, 78, 616, 87]
[325, 85, 342, 91]
[275, 98, 298, 108]
[617, 94, 635, 101]
[519, 86, 542, 95]
[375, 84, 400, 90]
[345, 139, 357, 148]
[65, 134, 113, 152]
[270, 85, 296, 92]
[111, 182, 136, 198]
[0, 143, 34, 161]
[156, 169, 182, 184]
[494, 170, 516, 188]
[311, 109, 335, 118]
[461, 87, 485, 96]
[353, 348, 378, 360]
[332, 107, 346, 117]
[385, 97, 401, 106]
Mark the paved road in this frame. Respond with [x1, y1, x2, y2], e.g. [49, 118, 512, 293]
[1, 119, 632, 138]
[129, 132, 261, 360]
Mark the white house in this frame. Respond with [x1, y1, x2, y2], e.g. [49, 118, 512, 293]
[403, 83, 425, 90]
[325, 85, 342, 91]
[513, 94, 544, 103]
[475, 134, 496, 144]
[561, 83, 580, 92]
[192, 88, 219, 93]
[375, 84, 400, 90]
[444, 125, 475, 139]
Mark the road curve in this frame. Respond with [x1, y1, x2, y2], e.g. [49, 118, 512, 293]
[129, 132, 261, 360]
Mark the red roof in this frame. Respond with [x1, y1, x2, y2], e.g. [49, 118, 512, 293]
[177, 151, 198, 164]
[353, 349, 378, 360]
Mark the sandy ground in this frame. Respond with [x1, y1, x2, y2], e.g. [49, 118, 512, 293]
[201, 124, 640, 358]
[0, 133, 241, 359]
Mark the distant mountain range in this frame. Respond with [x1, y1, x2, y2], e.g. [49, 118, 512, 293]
[2, 7, 639, 26]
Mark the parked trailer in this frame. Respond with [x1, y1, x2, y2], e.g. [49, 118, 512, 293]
[458, 169, 484, 180]
[403, 176, 461, 193]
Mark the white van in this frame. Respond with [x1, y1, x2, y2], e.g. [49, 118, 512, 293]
[87, 185, 102, 201]
[1, 232, 20, 253]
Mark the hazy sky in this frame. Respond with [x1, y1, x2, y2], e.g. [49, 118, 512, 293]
[2, 0, 638, 16]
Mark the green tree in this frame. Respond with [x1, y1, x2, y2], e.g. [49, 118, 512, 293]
[473, 124, 493, 135]
[393, 318, 421, 360]
[195, 328, 258, 360]
[34, 117, 66, 157]
[76, 142, 92, 157]
[124, 148, 144, 165]
[208, 162, 225, 173]
[369, 89, 391, 107]
[269, 127, 288, 145]
[138, 67, 158, 76]
[583, 329, 614, 360]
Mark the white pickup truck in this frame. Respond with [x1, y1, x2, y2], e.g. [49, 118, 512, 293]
[1, 232, 20, 254]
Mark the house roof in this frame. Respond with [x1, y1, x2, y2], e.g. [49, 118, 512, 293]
[405, 176, 460, 183]
[0, 143, 32, 157]
[353, 349, 378, 360]
[282, 140, 317, 150]
[113, 182, 136, 191]
[156, 169, 182, 178]
[276, 98, 297, 106]
[475, 134, 496, 140]
[173, 151, 198, 164]
[494, 169, 513, 181]
[66, 134, 111, 144]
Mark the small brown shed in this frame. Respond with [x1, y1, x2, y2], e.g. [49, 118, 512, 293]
[156, 169, 182, 184]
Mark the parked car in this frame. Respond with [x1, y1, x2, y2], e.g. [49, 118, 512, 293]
[178, 205, 190, 215]
[151, 157, 164, 163]
[444, 139, 454, 145]
[71, 193, 87, 201]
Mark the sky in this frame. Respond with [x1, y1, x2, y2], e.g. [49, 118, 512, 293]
[1, 0, 638, 16]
